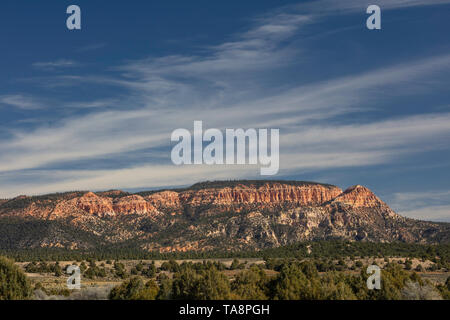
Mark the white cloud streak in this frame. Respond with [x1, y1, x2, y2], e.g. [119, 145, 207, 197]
[390, 190, 450, 221]
[0, 95, 43, 110]
[397, 206, 450, 222]
[32, 59, 79, 70]
[1, 53, 448, 175]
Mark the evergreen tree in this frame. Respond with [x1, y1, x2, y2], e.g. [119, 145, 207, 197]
[156, 273, 172, 300]
[196, 267, 231, 300]
[231, 266, 268, 299]
[109, 277, 158, 300]
[0, 256, 32, 300]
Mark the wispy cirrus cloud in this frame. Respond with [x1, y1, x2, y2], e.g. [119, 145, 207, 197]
[1, 54, 449, 175]
[0, 0, 449, 209]
[0, 94, 43, 110]
[76, 43, 107, 52]
[64, 99, 118, 109]
[397, 206, 450, 222]
[32, 59, 79, 70]
[390, 190, 450, 222]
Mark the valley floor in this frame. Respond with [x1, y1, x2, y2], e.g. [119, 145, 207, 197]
[16, 257, 450, 300]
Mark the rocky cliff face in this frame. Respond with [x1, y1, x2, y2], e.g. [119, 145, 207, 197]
[2, 182, 344, 218]
[331, 185, 387, 208]
[173, 183, 343, 207]
[0, 180, 448, 251]
[73, 192, 159, 217]
[76, 192, 114, 216]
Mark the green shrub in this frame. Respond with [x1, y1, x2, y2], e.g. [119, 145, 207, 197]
[109, 277, 158, 300]
[0, 256, 32, 300]
[231, 266, 268, 299]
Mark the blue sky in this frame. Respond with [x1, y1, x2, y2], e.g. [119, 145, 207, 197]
[0, 0, 450, 221]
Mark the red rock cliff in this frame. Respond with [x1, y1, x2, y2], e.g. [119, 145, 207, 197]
[156, 183, 343, 207]
[76, 192, 114, 217]
[331, 185, 385, 208]
[0, 182, 395, 218]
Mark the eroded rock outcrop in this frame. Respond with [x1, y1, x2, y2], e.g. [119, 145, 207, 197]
[0, 182, 388, 218]
[331, 185, 384, 207]
[112, 195, 158, 215]
[178, 183, 343, 207]
[0, 180, 447, 251]
[76, 192, 114, 217]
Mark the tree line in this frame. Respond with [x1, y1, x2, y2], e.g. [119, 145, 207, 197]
[2, 240, 449, 263]
[109, 260, 450, 300]
[1, 255, 449, 300]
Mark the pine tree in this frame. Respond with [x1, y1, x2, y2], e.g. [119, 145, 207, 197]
[0, 256, 32, 300]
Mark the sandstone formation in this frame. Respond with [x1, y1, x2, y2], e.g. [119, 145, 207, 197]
[176, 183, 343, 207]
[0, 180, 448, 251]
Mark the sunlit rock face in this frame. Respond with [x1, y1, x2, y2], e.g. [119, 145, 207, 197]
[176, 183, 343, 207]
[0, 180, 448, 251]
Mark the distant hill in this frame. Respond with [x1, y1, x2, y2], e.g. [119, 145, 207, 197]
[0, 180, 448, 252]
